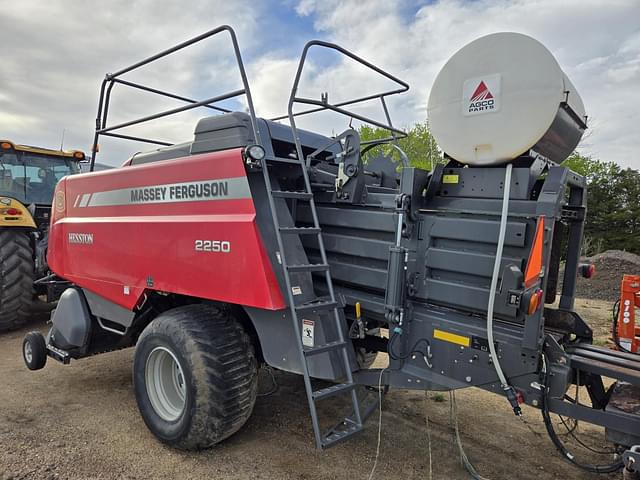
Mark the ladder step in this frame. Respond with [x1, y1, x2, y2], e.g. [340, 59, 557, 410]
[304, 340, 347, 356]
[313, 382, 356, 401]
[295, 299, 337, 312]
[287, 263, 329, 272]
[321, 422, 363, 448]
[279, 226, 321, 235]
[272, 190, 313, 200]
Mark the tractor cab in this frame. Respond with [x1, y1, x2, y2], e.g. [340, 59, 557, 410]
[0, 140, 85, 332]
[0, 140, 84, 229]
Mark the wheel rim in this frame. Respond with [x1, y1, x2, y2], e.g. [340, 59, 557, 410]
[145, 346, 186, 422]
[24, 341, 33, 364]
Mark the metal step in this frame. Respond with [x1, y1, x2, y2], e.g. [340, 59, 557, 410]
[287, 263, 329, 272]
[279, 226, 321, 235]
[304, 340, 347, 356]
[321, 421, 363, 448]
[295, 299, 338, 312]
[313, 382, 356, 401]
[271, 190, 313, 200]
[260, 139, 363, 450]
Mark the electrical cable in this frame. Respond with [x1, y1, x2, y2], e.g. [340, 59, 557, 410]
[540, 354, 624, 473]
[367, 368, 387, 480]
[424, 391, 433, 480]
[485, 162, 522, 416]
[450, 391, 491, 480]
[612, 299, 631, 353]
[387, 332, 431, 361]
[257, 366, 278, 397]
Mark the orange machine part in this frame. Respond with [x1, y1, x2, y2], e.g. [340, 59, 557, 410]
[617, 274, 640, 354]
[524, 216, 545, 288]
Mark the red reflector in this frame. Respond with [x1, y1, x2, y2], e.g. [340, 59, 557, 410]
[1, 207, 22, 216]
[516, 390, 525, 405]
[579, 263, 596, 279]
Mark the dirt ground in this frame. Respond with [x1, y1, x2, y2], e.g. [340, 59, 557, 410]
[0, 298, 622, 480]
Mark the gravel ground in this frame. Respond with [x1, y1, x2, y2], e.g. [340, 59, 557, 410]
[0, 299, 622, 480]
[574, 250, 640, 302]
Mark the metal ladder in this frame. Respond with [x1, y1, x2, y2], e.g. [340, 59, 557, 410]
[260, 155, 363, 449]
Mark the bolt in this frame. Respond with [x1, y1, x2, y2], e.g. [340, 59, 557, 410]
[531, 399, 539, 407]
[454, 359, 458, 364]
[465, 376, 472, 383]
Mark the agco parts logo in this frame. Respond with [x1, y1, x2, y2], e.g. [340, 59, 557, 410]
[463, 74, 501, 116]
[68, 232, 94, 245]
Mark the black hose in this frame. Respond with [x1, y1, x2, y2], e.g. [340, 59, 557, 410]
[387, 331, 430, 361]
[612, 299, 631, 353]
[540, 358, 624, 473]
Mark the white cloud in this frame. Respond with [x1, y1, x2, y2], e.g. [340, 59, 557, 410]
[0, 0, 261, 163]
[263, 0, 640, 168]
[0, 0, 638, 169]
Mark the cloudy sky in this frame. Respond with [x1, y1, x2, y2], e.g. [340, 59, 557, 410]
[1, 0, 638, 168]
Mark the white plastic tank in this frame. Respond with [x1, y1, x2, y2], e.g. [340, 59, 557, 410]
[427, 32, 587, 165]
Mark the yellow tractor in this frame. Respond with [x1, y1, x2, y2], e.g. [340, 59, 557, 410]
[0, 140, 84, 331]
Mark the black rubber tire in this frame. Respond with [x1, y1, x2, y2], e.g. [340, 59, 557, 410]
[0, 230, 35, 332]
[23, 331, 47, 370]
[133, 304, 257, 450]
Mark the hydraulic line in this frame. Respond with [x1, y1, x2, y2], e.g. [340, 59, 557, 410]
[612, 299, 632, 353]
[540, 355, 624, 473]
[486, 163, 522, 416]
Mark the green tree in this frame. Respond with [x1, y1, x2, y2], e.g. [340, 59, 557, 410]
[563, 152, 640, 254]
[359, 121, 443, 170]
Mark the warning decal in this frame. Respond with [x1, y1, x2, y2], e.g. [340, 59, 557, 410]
[302, 319, 315, 347]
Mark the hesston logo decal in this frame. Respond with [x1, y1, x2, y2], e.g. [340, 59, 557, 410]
[68, 232, 94, 245]
[468, 80, 495, 113]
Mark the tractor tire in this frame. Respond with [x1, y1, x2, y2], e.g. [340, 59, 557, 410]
[0, 230, 35, 332]
[133, 304, 258, 450]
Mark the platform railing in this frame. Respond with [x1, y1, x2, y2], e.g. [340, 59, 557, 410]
[90, 25, 258, 170]
[282, 40, 410, 165]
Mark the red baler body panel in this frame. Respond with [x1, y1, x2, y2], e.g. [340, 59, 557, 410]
[49, 149, 285, 311]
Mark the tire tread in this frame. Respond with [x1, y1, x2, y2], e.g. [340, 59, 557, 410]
[0, 230, 34, 331]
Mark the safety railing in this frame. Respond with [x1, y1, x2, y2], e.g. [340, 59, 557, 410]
[277, 40, 410, 165]
[90, 25, 258, 170]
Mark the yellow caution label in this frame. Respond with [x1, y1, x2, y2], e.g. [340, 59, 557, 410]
[433, 329, 470, 347]
[442, 174, 459, 184]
